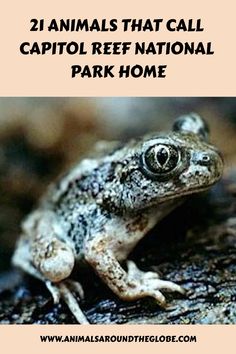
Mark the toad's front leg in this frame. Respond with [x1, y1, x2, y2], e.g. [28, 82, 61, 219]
[12, 211, 89, 324]
[85, 236, 185, 305]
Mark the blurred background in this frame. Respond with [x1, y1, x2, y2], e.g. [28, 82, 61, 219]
[0, 97, 236, 273]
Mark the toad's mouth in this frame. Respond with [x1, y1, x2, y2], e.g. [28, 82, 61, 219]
[157, 181, 218, 204]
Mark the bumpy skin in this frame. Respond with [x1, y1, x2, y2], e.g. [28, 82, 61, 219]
[12, 114, 223, 324]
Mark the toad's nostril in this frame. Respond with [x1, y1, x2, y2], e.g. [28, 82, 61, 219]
[201, 155, 210, 163]
[193, 152, 211, 166]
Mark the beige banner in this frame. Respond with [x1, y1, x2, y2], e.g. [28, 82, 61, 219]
[0, 0, 235, 96]
[0, 325, 235, 354]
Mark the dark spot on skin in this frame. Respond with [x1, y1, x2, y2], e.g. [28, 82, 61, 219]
[126, 215, 148, 233]
[199, 127, 208, 140]
[172, 118, 185, 133]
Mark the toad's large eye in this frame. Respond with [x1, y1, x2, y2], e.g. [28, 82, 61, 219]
[142, 144, 180, 175]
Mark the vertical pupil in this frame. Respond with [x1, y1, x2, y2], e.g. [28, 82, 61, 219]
[156, 147, 169, 166]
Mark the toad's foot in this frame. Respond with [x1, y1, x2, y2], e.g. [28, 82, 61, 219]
[126, 260, 185, 306]
[86, 239, 185, 305]
[46, 280, 89, 324]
